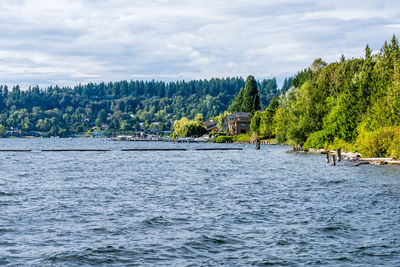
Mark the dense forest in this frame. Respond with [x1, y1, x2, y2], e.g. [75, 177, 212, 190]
[250, 35, 400, 158]
[0, 77, 284, 137]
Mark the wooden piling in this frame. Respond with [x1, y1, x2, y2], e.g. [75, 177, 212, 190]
[332, 154, 336, 166]
[255, 138, 260, 150]
[325, 153, 330, 163]
[336, 148, 342, 162]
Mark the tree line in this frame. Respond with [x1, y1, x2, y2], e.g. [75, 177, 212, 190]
[0, 77, 282, 137]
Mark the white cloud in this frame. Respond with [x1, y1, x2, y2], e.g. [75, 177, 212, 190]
[0, 0, 399, 88]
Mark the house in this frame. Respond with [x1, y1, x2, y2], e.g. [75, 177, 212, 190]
[204, 121, 218, 133]
[221, 112, 252, 135]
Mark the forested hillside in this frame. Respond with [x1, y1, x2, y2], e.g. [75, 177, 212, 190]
[254, 35, 400, 158]
[0, 77, 282, 137]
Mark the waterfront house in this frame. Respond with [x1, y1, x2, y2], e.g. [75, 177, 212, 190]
[204, 121, 218, 133]
[222, 112, 252, 135]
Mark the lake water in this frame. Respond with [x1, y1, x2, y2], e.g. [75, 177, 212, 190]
[1, 138, 400, 266]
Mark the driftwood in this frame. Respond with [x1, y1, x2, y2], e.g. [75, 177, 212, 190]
[354, 161, 369, 167]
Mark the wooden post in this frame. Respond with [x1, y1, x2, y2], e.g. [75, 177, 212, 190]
[332, 154, 336, 166]
[336, 148, 342, 162]
[325, 153, 330, 163]
[255, 138, 260, 150]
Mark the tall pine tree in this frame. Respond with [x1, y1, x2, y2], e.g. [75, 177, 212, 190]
[228, 88, 244, 112]
[241, 75, 260, 113]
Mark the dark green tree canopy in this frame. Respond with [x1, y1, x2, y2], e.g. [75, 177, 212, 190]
[227, 88, 244, 112]
[241, 75, 261, 114]
[0, 76, 284, 137]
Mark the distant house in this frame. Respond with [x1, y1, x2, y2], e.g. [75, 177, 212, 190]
[204, 121, 218, 133]
[221, 112, 252, 135]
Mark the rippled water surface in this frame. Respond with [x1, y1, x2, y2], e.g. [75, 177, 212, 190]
[1, 138, 400, 266]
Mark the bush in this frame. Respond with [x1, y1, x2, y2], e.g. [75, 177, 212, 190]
[235, 134, 251, 142]
[303, 130, 326, 150]
[215, 136, 235, 143]
[172, 117, 207, 138]
[328, 138, 355, 152]
[356, 126, 400, 158]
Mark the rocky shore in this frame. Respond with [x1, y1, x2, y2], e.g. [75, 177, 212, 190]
[307, 148, 400, 166]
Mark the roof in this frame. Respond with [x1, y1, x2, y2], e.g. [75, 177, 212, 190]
[226, 112, 251, 119]
[204, 121, 218, 129]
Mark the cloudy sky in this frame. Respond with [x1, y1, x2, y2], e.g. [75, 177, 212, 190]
[0, 0, 399, 88]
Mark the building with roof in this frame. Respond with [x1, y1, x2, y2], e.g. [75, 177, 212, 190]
[221, 112, 252, 135]
[204, 121, 219, 133]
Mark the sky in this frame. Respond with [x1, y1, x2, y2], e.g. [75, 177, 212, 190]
[0, 0, 400, 89]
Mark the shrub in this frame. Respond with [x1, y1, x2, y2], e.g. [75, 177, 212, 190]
[215, 136, 235, 143]
[235, 134, 251, 142]
[356, 126, 400, 158]
[303, 130, 326, 150]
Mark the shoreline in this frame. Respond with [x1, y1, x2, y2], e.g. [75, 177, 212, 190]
[1, 137, 398, 166]
[307, 148, 400, 166]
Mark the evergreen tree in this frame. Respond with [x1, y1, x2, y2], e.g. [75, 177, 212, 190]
[241, 75, 260, 113]
[280, 77, 293, 94]
[228, 88, 244, 112]
[358, 44, 374, 112]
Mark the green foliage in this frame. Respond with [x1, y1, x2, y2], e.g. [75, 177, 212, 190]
[228, 88, 244, 112]
[241, 75, 261, 114]
[270, 35, 400, 157]
[214, 134, 251, 143]
[303, 131, 326, 150]
[0, 75, 284, 137]
[273, 107, 290, 143]
[280, 77, 293, 94]
[194, 113, 204, 122]
[356, 126, 400, 158]
[215, 135, 234, 143]
[0, 77, 247, 136]
[172, 117, 207, 138]
[280, 80, 328, 146]
[249, 97, 279, 138]
[257, 78, 280, 109]
[292, 68, 312, 88]
[321, 83, 359, 142]
[0, 124, 5, 137]
[234, 134, 252, 142]
[250, 111, 261, 135]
